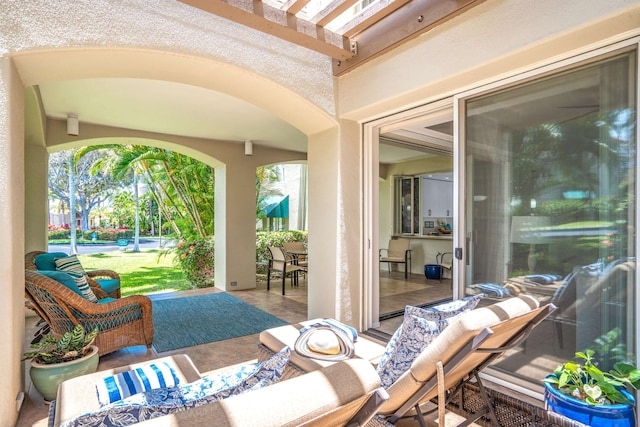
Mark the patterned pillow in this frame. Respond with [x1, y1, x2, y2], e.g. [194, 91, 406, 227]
[96, 362, 180, 406]
[376, 315, 448, 388]
[62, 347, 291, 427]
[66, 271, 99, 303]
[54, 254, 87, 276]
[376, 295, 482, 388]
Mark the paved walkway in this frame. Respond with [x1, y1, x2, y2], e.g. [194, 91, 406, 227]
[50, 237, 173, 255]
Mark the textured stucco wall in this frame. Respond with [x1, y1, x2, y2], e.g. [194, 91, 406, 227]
[338, 0, 640, 121]
[0, 0, 336, 117]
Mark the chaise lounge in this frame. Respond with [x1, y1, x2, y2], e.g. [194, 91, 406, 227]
[49, 353, 386, 426]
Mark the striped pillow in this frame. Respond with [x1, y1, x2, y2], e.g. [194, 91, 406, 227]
[66, 271, 98, 303]
[96, 362, 180, 406]
[54, 254, 87, 276]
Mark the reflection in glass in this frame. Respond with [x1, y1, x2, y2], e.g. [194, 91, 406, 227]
[464, 50, 636, 389]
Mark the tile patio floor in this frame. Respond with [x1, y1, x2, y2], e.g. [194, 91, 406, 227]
[18, 271, 448, 426]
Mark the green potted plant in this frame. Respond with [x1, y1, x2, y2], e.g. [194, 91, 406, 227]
[544, 349, 640, 426]
[23, 325, 100, 401]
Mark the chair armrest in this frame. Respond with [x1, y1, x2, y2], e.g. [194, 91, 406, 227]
[87, 269, 121, 281]
[87, 281, 108, 300]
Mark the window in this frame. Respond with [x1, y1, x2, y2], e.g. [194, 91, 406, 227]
[462, 48, 637, 389]
[394, 176, 420, 234]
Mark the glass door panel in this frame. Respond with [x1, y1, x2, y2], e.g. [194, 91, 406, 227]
[463, 50, 637, 388]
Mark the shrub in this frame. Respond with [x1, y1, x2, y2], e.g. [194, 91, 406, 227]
[174, 236, 215, 288]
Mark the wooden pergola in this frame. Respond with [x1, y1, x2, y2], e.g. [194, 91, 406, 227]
[179, 0, 486, 75]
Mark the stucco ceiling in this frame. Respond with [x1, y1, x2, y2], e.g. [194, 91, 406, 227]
[38, 77, 451, 163]
[38, 78, 309, 153]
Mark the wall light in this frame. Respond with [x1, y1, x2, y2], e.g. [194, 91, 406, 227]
[67, 114, 79, 136]
[244, 140, 253, 156]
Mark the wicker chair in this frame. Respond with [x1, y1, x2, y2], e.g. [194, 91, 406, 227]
[25, 250, 121, 298]
[25, 270, 154, 356]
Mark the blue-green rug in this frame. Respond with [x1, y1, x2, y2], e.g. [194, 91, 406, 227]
[152, 292, 288, 352]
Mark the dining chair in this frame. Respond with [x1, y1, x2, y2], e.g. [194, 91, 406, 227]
[267, 246, 305, 295]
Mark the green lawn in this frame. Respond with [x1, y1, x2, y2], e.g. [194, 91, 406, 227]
[78, 249, 194, 297]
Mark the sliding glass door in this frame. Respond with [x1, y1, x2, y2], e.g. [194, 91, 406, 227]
[462, 48, 637, 388]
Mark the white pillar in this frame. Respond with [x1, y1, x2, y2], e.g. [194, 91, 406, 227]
[307, 120, 362, 327]
[0, 55, 26, 426]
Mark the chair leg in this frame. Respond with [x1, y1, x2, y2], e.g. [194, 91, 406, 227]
[267, 270, 271, 291]
[282, 273, 286, 295]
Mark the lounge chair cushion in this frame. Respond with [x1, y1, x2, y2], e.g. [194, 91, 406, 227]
[61, 347, 291, 427]
[34, 252, 69, 271]
[37, 270, 85, 298]
[95, 278, 120, 296]
[376, 295, 482, 388]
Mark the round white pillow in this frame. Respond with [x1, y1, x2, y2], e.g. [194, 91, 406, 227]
[307, 329, 340, 355]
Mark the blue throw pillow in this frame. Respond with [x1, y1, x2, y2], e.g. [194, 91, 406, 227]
[96, 362, 180, 406]
[37, 270, 84, 297]
[34, 252, 69, 271]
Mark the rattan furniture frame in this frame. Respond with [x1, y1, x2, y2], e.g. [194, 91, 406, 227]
[25, 270, 153, 356]
[25, 250, 121, 299]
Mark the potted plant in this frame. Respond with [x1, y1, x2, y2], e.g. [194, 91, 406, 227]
[544, 349, 640, 427]
[23, 325, 100, 401]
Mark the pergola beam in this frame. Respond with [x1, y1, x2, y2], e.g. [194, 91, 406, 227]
[179, 0, 355, 60]
[333, 0, 486, 75]
[282, 0, 312, 15]
[338, 0, 411, 38]
[311, 0, 360, 27]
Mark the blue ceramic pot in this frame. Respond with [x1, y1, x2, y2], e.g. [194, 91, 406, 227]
[424, 264, 441, 280]
[544, 376, 636, 427]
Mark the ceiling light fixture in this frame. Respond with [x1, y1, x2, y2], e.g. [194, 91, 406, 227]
[67, 114, 79, 136]
[244, 140, 253, 156]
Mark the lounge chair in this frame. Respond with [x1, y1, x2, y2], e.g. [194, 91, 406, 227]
[260, 296, 559, 426]
[24, 270, 154, 356]
[377, 295, 555, 426]
[26, 250, 121, 298]
[50, 354, 387, 426]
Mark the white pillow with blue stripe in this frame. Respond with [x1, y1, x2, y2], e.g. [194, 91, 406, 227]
[66, 271, 99, 303]
[96, 361, 180, 406]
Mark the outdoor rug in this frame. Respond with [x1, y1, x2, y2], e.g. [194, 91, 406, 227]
[152, 292, 289, 352]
